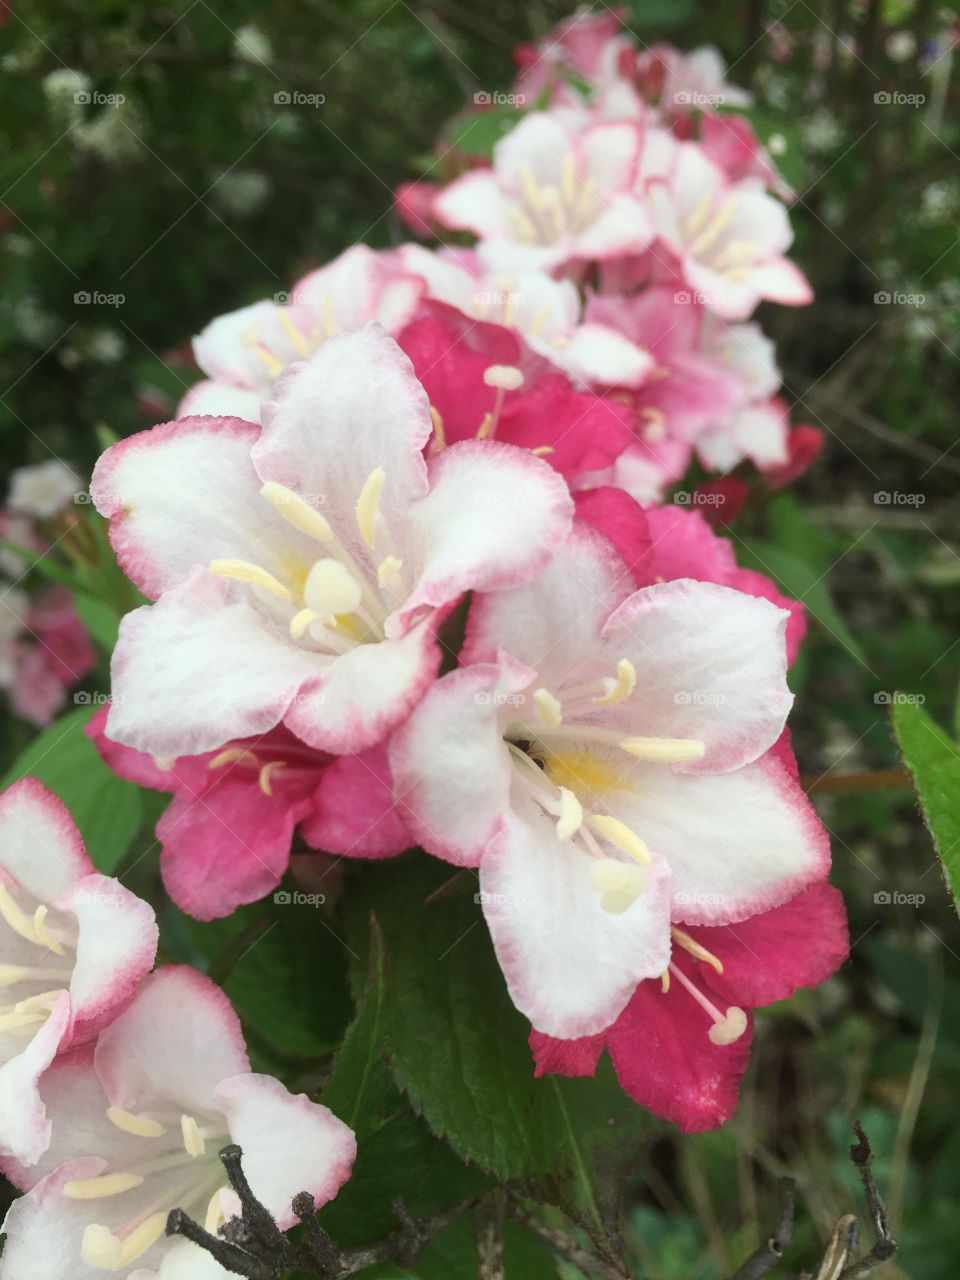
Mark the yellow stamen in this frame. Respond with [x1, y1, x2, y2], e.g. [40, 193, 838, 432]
[81, 1224, 122, 1269]
[209, 559, 290, 601]
[205, 1188, 228, 1233]
[671, 925, 724, 974]
[355, 468, 385, 549]
[33, 905, 65, 955]
[476, 412, 495, 439]
[528, 303, 553, 339]
[289, 608, 319, 640]
[116, 1212, 168, 1266]
[619, 736, 705, 764]
[278, 310, 310, 357]
[683, 192, 713, 238]
[208, 747, 258, 771]
[106, 1106, 166, 1138]
[689, 199, 738, 256]
[530, 445, 554, 457]
[14, 989, 62, 1015]
[64, 1172, 145, 1200]
[259, 761, 286, 797]
[260, 482, 333, 543]
[0, 1009, 47, 1031]
[429, 405, 446, 451]
[181, 1114, 206, 1158]
[482, 364, 525, 392]
[590, 858, 646, 914]
[0, 883, 43, 948]
[533, 687, 563, 728]
[587, 814, 651, 865]
[152, 755, 176, 772]
[304, 559, 363, 616]
[555, 786, 582, 841]
[561, 153, 577, 208]
[593, 659, 636, 707]
[251, 345, 285, 377]
[377, 556, 403, 589]
[661, 969, 671, 994]
[0, 963, 70, 986]
[518, 164, 543, 212]
[322, 296, 338, 337]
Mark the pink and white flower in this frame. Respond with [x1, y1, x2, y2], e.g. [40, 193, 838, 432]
[391, 520, 829, 1039]
[649, 142, 812, 320]
[88, 709, 409, 921]
[93, 324, 573, 760]
[181, 246, 425, 421]
[0, 778, 158, 1166]
[0, 965, 356, 1279]
[433, 111, 654, 272]
[7, 461, 81, 521]
[530, 880, 848, 1132]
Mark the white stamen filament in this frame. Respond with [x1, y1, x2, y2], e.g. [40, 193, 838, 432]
[668, 961, 747, 1045]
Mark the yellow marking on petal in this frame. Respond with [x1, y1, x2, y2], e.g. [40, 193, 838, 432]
[289, 607, 319, 640]
[208, 747, 258, 771]
[555, 786, 582, 841]
[482, 364, 525, 391]
[64, 1172, 145, 1200]
[278, 310, 310, 357]
[590, 858, 646, 914]
[355, 468, 385, 549]
[530, 445, 554, 457]
[0, 883, 44, 948]
[429, 405, 446, 451]
[587, 814, 651, 865]
[708, 1006, 748, 1045]
[593, 658, 636, 707]
[260, 482, 333, 543]
[259, 761, 286, 797]
[377, 555, 403, 589]
[533, 687, 563, 728]
[81, 1224, 122, 1269]
[116, 1212, 168, 1266]
[542, 750, 634, 799]
[181, 1113, 206, 1158]
[619, 736, 705, 764]
[33, 905, 65, 955]
[209, 559, 291, 601]
[672, 925, 724, 974]
[106, 1106, 166, 1138]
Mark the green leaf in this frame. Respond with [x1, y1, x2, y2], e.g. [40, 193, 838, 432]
[736, 538, 868, 665]
[891, 700, 960, 910]
[346, 857, 658, 1265]
[72, 591, 121, 652]
[1, 706, 142, 873]
[447, 104, 525, 158]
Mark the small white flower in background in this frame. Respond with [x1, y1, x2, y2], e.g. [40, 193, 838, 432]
[42, 69, 91, 125]
[8, 461, 82, 521]
[233, 24, 273, 66]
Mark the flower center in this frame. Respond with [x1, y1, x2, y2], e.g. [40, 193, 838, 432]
[71, 1105, 231, 1271]
[0, 882, 75, 1040]
[509, 155, 599, 246]
[208, 472, 408, 656]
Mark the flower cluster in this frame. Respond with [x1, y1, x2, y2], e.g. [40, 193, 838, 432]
[0, 778, 355, 1278]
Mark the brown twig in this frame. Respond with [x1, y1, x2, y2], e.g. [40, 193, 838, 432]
[505, 1202, 633, 1280]
[728, 1178, 796, 1280]
[838, 1124, 897, 1278]
[801, 769, 911, 794]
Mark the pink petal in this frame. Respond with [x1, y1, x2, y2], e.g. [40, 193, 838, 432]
[302, 743, 411, 858]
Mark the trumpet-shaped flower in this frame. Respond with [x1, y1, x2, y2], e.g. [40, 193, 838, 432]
[530, 881, 848, 1131]
[93, 324, 573, 760]
[181, 246, 425, 421]
[87, 709, 409, 921]
[392, 523, 828, 1039]
[433, 111, 654, 272]
[0, 966, 356, 1279]
[0, 778, 158, 1165]
[649, 142, 812, 320]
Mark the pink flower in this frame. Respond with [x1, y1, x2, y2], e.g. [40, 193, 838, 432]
[87, 709, 409, 921]
[530, 881, 848, 1132]
[513, 8, 634, 105]
[649, 142, 812, 320]
[1, 581, 96, 729]
[180, 246, 425, 421]
[391, 520, 828, 1039]
[657, 45, 753, 115]
[397, 245, 656, 388]
[699, 113, 792, 200]
[0, 966, 356, 1278]
[0, 778, 158, 1166]
[396, 302, 635, 479]
[433, 111, 654, 272]
[92, 324, 573, 760]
